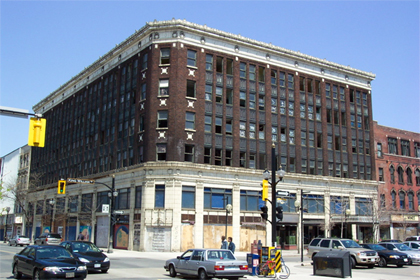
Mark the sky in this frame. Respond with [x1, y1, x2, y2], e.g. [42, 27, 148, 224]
[0, 0, 419, 157]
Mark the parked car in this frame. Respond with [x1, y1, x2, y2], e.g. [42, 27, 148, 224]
[60, 241, 110, 273]
[34, 233, 62, 245]
[9, 235, 30, 247]
[307, 238, 379, 268]
[381, 239, 402, 243]
[405, 236, 420, 241]
[361, 243, 409, 267]
[403, 241, 420, 250]
[164, 249, 249, 280]
[12, 245, 87, 279]
[379, 242, 420, 265]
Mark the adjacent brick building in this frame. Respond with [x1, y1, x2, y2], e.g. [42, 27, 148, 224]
[26, 19, 378, 251]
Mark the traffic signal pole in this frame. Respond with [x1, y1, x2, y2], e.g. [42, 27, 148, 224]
[271, 144, 277, 247]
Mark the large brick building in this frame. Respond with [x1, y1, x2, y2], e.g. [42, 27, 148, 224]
[26, 19, 378, 251]
[374, 122, 420, 240]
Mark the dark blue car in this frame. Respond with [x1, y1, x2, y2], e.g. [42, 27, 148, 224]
[60, 241, 110, 273]
[12, 245, 87, 279]
[361, 244, 409, 267]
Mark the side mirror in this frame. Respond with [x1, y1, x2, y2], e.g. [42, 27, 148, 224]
[337, 246, 344, 250]
[393, 248, 397, 251]
[177, 256, 181, 259]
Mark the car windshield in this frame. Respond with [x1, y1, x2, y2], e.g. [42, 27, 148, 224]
[48, 234, 61, 238]
[368, 244, 386, 251]
[207, 250, 235, 260]
[17, 235, 28, 238]
[37, 247, 73, 259]
[341, 240, 362, 248]
[72, 242, 102, 253]
[394, 243, 411, 251]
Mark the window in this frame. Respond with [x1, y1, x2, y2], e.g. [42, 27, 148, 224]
[185, 144, 194, 162]
[240, 63, 246, 79]
[340, 87, 345, 101]
[287, 74, 294, 89]
[204, 188, 232, 209]
[271, 70, 277, 85]
[399, 191, 405, 210]
[159, 79, 169, 96]
[215, 117, 222, 134]
[249, 154, 256, 169]
[214, 149, 222, 165]
[226, 59, 233, 75]
[68, 196, 78, 213]
[316, 107, 321, 121]
[226, 150, 232, 166]
[142, 53, 148, 70]
[249, 93, 256, 109]
[216, 57, 223, 73]
[401, 140, 410, 156]
[240, 91, 246, 107]
[187, 50, 197, 67]
[309, 132, 314, 147]
[303, 194, 324, 213]
[289, 101, 294, 116]
[81, 194, 93, 212]
[378, 168, 384, 181]
[160, 48, 170, 64]
[204, 148, 211, 164]
[185, 112, 195, 130]
[157, 111, 168, 128]
[330, 197, 350, 214]
[135, 186, 142, 208]
[289, 157, 295, 172]
[240, 190, 261, 211]
[182, 186, 195, 209]
[388, 138, 398, 154]
[216, 87, 223, 103]
[115, 188, 130, 210]
[279, 72, 286, 87]
[391, 190, 397, 208]
[206, 54, 213, 71]
[226, 88, 233, 105]
[240, 152, 246, 167]
[415, 142, 420, 158]
[390, 165, 395, 183]
[398, 166, 404, 184]
[317, 132, 323, 148]
[326, 109, 332, 123]
[239, 122, 246, 138]
[355, 197, 372, 216]
[407, 168, 413, 185]
[377, 143, 382, 157]
[408, 192, 414, 210]
[205, 85, 212, 101]
[258, 124, 265, 140]
[258, 66, 265, 82]
[325, 83, 331, 98]
[187, 80, 196, 98]
[155, 185, 165, 208]
[205, 115, 212, 132]
[226, 119, 232, 135]
[416, 169, 420, 185]
[299, 77, 305, 91]
[156, 143, 166, 161]
[307, 78, 313, 92]
[141, 83, 147, 100]
[380, 194, 386, 209]
[258, 95, 265, 110]
[249, 123, 256, 139]
[96, 192, 108, 212]
[249, 65, 256, 81]
[271, 98, 277, 113]
[272, 127, 278, 142]
[301, 131, 307, 146]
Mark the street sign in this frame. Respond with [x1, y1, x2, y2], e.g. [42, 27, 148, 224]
[113, 210, 124, 214]
[67, 178, 95, 184]
[276, 190, 290, 197]
[102, 204, 109, 213]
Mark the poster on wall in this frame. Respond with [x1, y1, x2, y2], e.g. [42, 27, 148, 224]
[42, 226, 51, 233]
[79, 226, 91, 241]
[114, 224, 129, 249]
[57, 226, 63, 236]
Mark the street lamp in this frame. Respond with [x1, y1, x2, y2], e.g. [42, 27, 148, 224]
[49, 199, 55, 232]
[294, 189, 309, 264]
[344, 208, 351, 239]
[225, 201, 232, 239]
[263, 143, 286, 247]
[3, 207, 11, 243]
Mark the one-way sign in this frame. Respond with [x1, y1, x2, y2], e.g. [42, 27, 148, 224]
[276, 190, 290, 197]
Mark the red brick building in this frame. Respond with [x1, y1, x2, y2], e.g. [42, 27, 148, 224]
[374, 121, 420, 239]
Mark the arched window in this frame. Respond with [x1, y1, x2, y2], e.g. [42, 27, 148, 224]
[397, 166, 404, 184]
[416, 169, 420, 186]
[408, 192, 414, 210]
[399, 191, 406, 210]
[390, 165, 395, 183]
[391, 190, 397, 208]
[406, 168, 413, 185]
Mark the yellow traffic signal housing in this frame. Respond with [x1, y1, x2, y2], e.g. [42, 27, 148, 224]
[28, 117, 46, 147]
[58, 180, 66, 194]
[262, 179, 269, 201]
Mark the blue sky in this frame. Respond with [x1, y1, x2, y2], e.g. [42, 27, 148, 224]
[1, 0, 419, 156]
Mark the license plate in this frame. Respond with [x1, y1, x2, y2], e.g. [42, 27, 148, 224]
[224, 267, 237, 270]
[370, 258, 375, 262]
[404, 258, 408, 262]
[66, 272, 75, 278]
[94, 264, 101, 268]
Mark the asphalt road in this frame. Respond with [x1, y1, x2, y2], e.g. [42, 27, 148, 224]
[1, 243, 419, 280]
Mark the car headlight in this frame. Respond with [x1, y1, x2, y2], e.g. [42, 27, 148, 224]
[389, 255, 399, 259]
[77, 266, 87, 271]
[43, 267, 61, 272]
[79, 257, 90, 263]
[104, 257, 110, 262]
[359, 252, 367, 257]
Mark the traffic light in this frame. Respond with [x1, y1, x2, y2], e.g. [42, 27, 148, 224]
[262, 179, 269, 201]
[28, 117, 46, 147]
[58, 180, 66, 194]
[260, 205, 268, 221]
[276, 206, 283, 221]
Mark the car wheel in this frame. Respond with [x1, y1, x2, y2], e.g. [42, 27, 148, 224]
[13, 264, 22, 279]
[368, 264, 374, 269]
[33, 269, 41, 280]
[101, 269, 109, 273]
[408, 259, 412, 265]
[14, 243, 18, 247]
[350, 257, 356, 269]
[9, 242, 12, 246]
[396, 264, 403, 268]
[198, 268, 208, 280]
[169, 265, 176, 277]
[378, 257, 387, 267]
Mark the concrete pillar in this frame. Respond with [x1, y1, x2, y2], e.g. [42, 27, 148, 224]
[194, 181, 204, 248]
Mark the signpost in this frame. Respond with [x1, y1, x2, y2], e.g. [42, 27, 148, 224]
[67, 178, 95, 184]
[276, 190, 290, 197]
[113, 210, 124, 214]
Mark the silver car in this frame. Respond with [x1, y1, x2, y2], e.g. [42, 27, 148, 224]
[164, 249, 249, 280]
[379, 242, 420, 265]
[404, 241, 420, 250]
[34, 233, 62, 245]
[9, 235, 30, 247]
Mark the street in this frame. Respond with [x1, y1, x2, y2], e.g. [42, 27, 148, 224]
[1, 243, 419, 279]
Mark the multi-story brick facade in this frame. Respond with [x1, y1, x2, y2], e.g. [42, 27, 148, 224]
[26, 19, 378, 251]
[374, 121, 420, 240]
